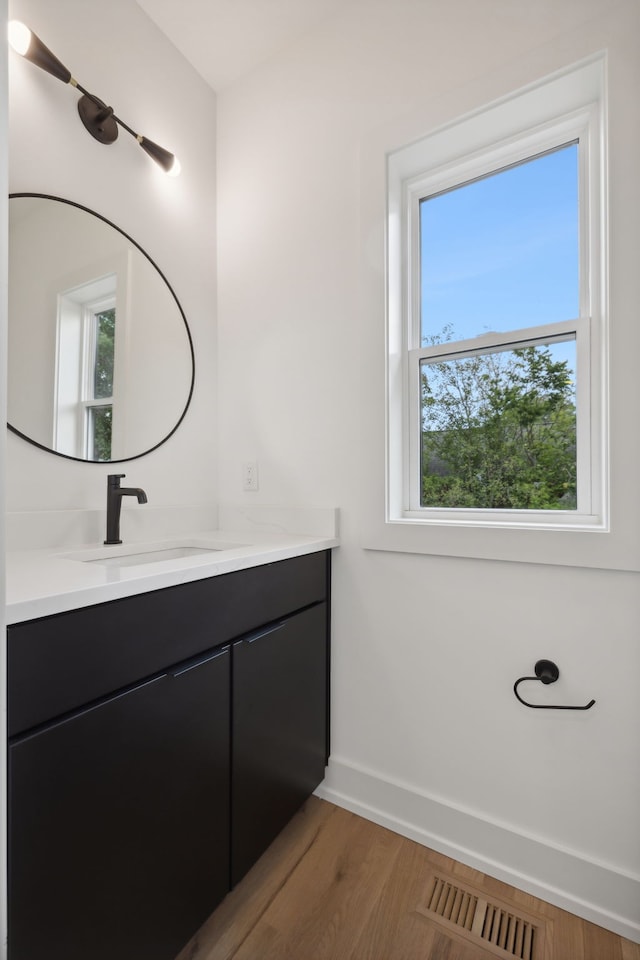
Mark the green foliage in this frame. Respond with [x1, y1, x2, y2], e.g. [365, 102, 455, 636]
[94, 309, 115, 400]
[421, 340, 576, 510]
[91, 407, 112, 462]
[91, 308, 115, 460]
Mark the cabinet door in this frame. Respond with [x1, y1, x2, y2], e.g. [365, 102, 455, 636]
[232, 602, 327, 885]
[8, 646, 230, 960]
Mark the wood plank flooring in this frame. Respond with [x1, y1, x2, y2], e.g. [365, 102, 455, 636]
[176, 797, 640, 960]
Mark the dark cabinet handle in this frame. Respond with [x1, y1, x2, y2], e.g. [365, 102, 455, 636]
[240, 621, 286, 645]
[170, 646, 229, 678]
[513, 660, 595, 710]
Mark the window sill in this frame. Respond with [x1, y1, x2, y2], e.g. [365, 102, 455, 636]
[361, 511, 640, 572]
[400, 509, 606, 532]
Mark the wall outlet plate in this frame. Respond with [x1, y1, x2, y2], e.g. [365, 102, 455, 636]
[243, 461, 259, 491]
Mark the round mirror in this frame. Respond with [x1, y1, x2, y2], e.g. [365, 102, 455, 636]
[8, 193, 194, 462]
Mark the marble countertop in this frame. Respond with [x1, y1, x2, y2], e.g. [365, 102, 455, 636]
[6, 529, 338, 625]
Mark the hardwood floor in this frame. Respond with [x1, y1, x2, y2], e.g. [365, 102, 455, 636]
[176, 797, 640, 960]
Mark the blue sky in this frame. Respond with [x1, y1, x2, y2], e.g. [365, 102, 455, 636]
[420, 143, 579, 352]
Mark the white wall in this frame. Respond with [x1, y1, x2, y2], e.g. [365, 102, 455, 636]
[4, 2, 215, 948]
[0, 0, 8, 950]
[216, 0, 640, 940]
[7, 0, 217, 519]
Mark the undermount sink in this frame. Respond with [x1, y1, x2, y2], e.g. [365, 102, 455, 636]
[60, 540, 244, 568]
[87, 546, 222, 568]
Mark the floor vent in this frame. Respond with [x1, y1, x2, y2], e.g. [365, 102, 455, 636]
[416, 873, 547, 960]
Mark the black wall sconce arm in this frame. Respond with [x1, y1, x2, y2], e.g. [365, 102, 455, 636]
[513, 660, 596, 711]
[8, 21, 181, 176]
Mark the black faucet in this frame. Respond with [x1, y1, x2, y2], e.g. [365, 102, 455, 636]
[105, 474, 148, 545]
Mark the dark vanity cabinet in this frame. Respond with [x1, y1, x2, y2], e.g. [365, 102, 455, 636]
[7, 550, 330, 960]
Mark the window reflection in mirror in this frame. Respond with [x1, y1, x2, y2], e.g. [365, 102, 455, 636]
[8, 194, 194, 463]
[89, 306, 116, 460]
[55, 274, 117, 461]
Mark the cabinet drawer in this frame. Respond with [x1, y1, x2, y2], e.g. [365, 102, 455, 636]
[8, 550, 328, 736]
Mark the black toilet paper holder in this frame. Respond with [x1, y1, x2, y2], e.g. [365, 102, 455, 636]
[513, 660, 595, 710]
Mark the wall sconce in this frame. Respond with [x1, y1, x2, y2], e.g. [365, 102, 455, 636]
[8, 21, 181, 176]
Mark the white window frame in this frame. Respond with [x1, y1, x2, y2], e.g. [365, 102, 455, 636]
[53, 274, 117, 459]
[387, 58, 606, 536]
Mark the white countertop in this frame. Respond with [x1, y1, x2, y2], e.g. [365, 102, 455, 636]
[6, 530, 338, 625]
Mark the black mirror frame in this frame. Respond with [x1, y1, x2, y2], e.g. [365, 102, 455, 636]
[7, 192, 195, 464]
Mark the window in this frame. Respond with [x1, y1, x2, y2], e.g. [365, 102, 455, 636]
[416, 143, 579, 514]
[386, 58, 606, 535]
[83, 299, 115, 461]
[54, 275, 117, 460]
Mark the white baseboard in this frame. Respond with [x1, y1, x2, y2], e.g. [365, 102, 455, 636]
[315, 757, 640, 944]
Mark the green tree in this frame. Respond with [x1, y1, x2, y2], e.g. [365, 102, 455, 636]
[91, 308, 115, 460]
[421, 341, 576, 509]
[94, 308, 115, 399]
[92, 407, 112, 462]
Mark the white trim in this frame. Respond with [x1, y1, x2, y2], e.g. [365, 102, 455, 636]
[53, 277, 117, 460]
[316, 757, 640, 944]
[393, 101, 602, 528]
[373, 53, 616, 567]
[387, 55, 605, 181]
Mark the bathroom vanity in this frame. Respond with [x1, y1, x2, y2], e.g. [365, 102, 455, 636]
[6, 538, 333, 960]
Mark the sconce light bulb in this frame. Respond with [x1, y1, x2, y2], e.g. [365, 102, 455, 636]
[7, 20, 72, 84]
[8, 20, 32, 56]
[137, 135, 181, 177]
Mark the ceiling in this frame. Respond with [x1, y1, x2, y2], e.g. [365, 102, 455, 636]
[135, 0, 346, 91]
